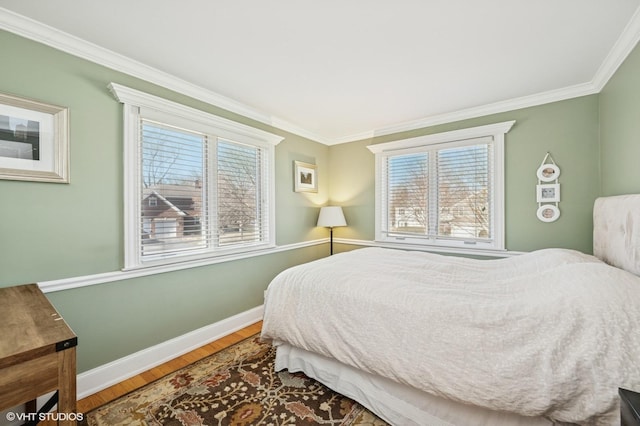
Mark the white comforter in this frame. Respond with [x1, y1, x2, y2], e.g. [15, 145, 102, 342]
[261, 247, 640, 425]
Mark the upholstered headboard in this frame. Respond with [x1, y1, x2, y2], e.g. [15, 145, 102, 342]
[593, 194, 640, 276]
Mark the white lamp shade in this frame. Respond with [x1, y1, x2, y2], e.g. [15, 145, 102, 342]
[317, 206, 347, 227]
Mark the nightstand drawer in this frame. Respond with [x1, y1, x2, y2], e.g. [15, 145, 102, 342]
[620, 388, 640, 426]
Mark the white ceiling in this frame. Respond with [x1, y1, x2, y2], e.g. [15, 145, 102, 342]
[1, 1, 640, 144]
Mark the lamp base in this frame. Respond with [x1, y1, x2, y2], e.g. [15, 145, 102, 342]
[330, 227, 334, 255]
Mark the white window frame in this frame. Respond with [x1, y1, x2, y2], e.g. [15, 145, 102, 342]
[109, 83, 284, 270]
[367, 121, 515, 254]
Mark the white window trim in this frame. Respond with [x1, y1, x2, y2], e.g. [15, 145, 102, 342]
[367, 120, 515, 253]
[109, 83, 284, 270]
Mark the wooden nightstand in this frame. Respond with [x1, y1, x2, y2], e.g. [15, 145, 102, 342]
[620, 388, 640, 426]
[0, 284, 78, 425]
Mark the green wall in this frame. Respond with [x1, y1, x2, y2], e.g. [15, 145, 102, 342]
[0, 30, 330, 372]
[329, 95, 601, 254]
[1, 26, 638, 375]
[600, 42, 640, 196]
[45, 246, 326, 370]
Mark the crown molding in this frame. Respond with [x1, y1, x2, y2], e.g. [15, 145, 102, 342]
[366, 120, 515, 153]
[334, 8, 640, 145]
[108, 82, 285, 146]
[2, 6, 639, 146]
[591, 5, 640, 91]
[0, 7, 329, 145]
[333, 82, 598, 144]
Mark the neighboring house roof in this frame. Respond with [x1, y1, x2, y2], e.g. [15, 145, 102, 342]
[145, 191, 187, 217]
[143, 183, 202, 219]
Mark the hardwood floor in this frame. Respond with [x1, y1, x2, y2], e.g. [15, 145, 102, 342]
[73, 321, 262, 419]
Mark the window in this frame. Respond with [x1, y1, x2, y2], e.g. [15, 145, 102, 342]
[110, 83, 283, 269]
[368, 121, 514, 253]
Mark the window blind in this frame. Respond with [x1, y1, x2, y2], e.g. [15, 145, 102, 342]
[141, 120, 208, 258]
[114, 83, 283, 269]
[383, 141, 493, 243]
[437, 144, 492, 241]
[140, 120, 268, 260]
[216, 139, 267, 246]
[386, 152, 429, 235]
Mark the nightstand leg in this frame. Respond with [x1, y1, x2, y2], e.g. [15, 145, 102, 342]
[57, 348, 77, 425]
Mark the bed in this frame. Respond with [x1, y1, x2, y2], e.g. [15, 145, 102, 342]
[261, 194, 640, 426]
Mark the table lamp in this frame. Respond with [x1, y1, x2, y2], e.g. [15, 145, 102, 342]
[317, 206, 347, 255]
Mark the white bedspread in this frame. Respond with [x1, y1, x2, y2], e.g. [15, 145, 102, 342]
[261, 247, 640, 425]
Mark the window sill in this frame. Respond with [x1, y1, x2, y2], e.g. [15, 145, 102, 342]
[130, 243, 277, 272]
[341, 238, 522, 258]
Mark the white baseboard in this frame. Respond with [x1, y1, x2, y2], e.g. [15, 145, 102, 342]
[77, 304, 264, 399]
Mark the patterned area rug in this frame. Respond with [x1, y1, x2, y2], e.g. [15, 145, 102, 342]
[83, 335, 388, 425]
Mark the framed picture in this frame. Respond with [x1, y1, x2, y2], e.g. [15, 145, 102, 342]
[536, 163, 560, 182]
[536, 183, 560, 202]
[537, 204, 560, 223]
[0, 92, 69, 183]
[294, 161, 317, 193]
